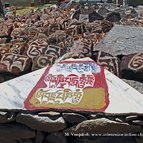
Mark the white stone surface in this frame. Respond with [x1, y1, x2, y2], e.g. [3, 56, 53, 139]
[0, 58, 143, 114]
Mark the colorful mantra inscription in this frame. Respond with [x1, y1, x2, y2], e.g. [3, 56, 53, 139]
[25, 59, 109, 112]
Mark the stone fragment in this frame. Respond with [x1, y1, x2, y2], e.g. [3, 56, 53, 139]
[62, 113, 87, 124]
[120, 53, 143, 81]
[64, 118, 142, 134]
[16, 113, 67, 132]
[45, 132, 67, 143]
[0, 123, 35, 139]
[106, 12, 121, 22]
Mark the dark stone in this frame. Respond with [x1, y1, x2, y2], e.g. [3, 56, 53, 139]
[32, 55, 56, 71]
[96, 51, 120, 77]
[0, 111, 9, 123]
[126, 115, 140, 122]
[45, 132, 67, 143]
[120, 53, 143, 81]
[62, 113, 87, 124]
[35, 131, 45, 143]
[16, 113, 67, 132]
[64, 118, 142, 134]
[89, 11, 104, 22]
[0, 123, 35, 139]
[0, 53, 32, 75]
[106, 12, 121, 22]
[101, 20, 113, 33]
[131, 120, 143, 126]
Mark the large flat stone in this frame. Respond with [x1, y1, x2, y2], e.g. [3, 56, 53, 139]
[16, 113, 67, 132]
[0, 58, 143, 114]
[0, 123, 35, 139]
[64, 118, 142, 134]
[95, 25, 143, 56]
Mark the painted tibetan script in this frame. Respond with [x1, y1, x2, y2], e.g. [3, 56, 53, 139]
[24, 59, 109, 112]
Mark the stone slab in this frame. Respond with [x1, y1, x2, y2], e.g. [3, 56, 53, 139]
[0, 58, 143, 114]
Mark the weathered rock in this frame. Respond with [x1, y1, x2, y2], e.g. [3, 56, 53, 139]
[16, 113, 67, 132]
[126, 115, 140, 122]
[38, 111, 60, 117]
[96, 25, 143, 56]
[0, 123, 35, 139]
[64, 118, 142, 134]
[35, 131, 45, 143]
[45, 132, 67, 143]
[0, 111, 15, 123]
[106, 12, 121, 22]
[86, 114, 99, 119]
[0, 53, 32, 75]
[131, 120, 143, 126]
[120, 53, 143, 81]
[96, 51, 120, 77]
[89, 11, 104, 22]
[32, 55, 56, 71]
[62, 113, 87, 124]
[123, 79, 143, 94]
